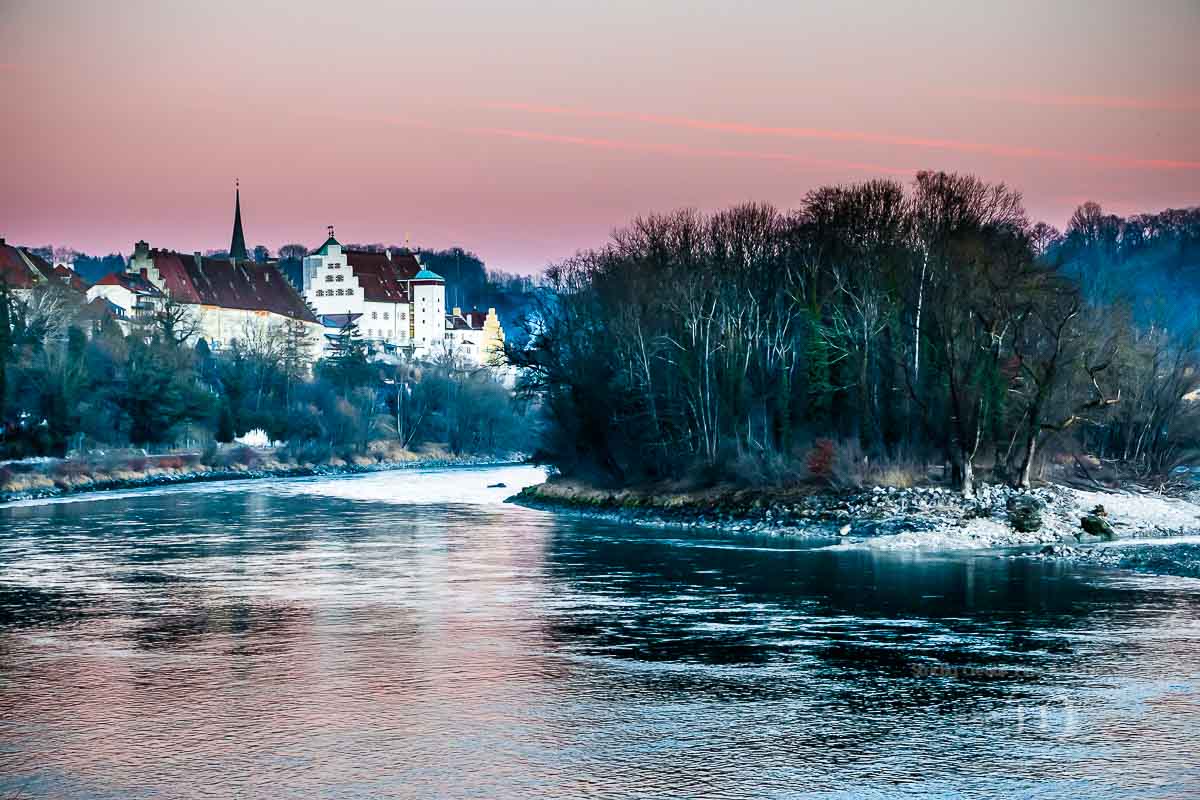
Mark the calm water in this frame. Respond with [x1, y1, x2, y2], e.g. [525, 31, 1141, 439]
[1, 466, 1198, 799]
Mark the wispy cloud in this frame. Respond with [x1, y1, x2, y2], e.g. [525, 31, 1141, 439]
[954, 90, 1200, 112]
[487, 103, 1200, 172]
[465, 126, 915, 176]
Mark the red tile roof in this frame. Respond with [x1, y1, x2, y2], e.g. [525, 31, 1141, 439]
[0, 243, 55, 289]
[52, 264, 90, 292]
[344, 250, 421, 304]
[147, 250, 317, 323]
[94, 271, 163, 295]
[0, 243, 34, 289]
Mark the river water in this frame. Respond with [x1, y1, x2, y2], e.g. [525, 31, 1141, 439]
[1, 466, 1198, 799]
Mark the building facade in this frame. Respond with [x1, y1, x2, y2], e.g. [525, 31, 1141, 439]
[445, 307, 506, 366]
[301, 233, 448, 359]
[89, 191, 323, 352]
[86, 270, 164, 327]
[126, 242, 323, 350]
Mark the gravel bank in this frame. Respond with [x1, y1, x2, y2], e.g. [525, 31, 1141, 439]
[0, 454, 527, 505]
[511, 478, 1200, 550]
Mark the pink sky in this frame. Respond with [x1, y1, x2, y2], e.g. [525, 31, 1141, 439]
[2, 0, 1197, 273]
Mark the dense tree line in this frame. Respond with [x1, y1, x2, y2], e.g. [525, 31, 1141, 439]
[0, 283, 528, 461]
[508, 171, 1200, 495]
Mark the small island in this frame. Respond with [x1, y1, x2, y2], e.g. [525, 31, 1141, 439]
[505, 180, 1200, 556]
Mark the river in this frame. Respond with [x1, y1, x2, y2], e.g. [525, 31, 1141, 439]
[1, 465, 1198, 799]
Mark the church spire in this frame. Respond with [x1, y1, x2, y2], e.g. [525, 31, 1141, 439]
[229, 179, 247, 260]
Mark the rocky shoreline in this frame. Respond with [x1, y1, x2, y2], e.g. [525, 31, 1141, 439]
[0, 454, 527, 506]
[510, 478, 1200, 551]
[1028, 540, 1200, 578]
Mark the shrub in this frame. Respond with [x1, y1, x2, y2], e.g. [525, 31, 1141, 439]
[875, 461, 924, 489]
[53, 460, 92, 479]
[829, 438, 870, 489]
[231, 446, 260, 468]
[806, 439, 836, 482]
[280, 440, 333, 466]
[155, 456, 185, 470]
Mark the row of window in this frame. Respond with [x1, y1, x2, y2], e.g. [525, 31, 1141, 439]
[315, 288, 352, 297]
[324, 274, 345, 282]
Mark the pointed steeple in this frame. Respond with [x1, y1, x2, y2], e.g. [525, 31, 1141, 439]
[229, 180, 247, 261]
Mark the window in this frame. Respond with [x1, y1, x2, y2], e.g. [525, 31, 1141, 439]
[325, 275, 332, 282]
[335, 288, 343, 296]
[383, 312, 389, 320]
[336, 275, 343, 282]
[371, 312, 377, 320]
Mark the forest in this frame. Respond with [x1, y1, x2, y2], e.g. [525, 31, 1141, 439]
[507, 171, 1200, 497]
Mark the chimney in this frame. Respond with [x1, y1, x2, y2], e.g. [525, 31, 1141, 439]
[194, 251, 202, 270]
[385, 248, 391, 261]
[0, 237, 5, 246]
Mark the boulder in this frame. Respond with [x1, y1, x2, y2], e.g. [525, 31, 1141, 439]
[1006, 494, 1045, 532]
[1080, 514, 1116, 540]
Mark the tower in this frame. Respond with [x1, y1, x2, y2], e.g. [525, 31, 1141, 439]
[229, 180, 247, 261]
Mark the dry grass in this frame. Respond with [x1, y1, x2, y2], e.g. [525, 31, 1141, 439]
[875, 462, 925, 489]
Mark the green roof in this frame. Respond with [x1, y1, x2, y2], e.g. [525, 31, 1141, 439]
[310, 236, 342, 256]
[413, 268, 444, 281]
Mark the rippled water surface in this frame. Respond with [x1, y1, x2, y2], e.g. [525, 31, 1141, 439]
[2, 466, 1199, 799]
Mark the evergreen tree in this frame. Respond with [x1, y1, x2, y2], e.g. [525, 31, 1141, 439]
[320, 318, 372, 390]
[216, 401, 235, 443]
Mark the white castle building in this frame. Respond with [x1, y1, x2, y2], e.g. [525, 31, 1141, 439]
[300, 229, 504, 365]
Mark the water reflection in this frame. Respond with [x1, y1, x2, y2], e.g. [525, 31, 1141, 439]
[0, 466, 1197, 799]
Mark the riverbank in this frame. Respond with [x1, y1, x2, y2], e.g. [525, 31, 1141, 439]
[510, 477, 1200, 549]
[0, 449, 527, 505]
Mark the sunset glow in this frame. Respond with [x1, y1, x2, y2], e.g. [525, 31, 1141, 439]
[2, 0, 1197, 271]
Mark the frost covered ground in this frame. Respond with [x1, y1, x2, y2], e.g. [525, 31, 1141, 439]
[859, 484, 1200, 551]
[516, 477, 1200, 554]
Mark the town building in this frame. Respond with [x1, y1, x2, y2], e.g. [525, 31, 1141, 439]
[445, 306, 506, 366]
[300, 231, 508, 366]
[95, 189, 323, 351]
[86, 270, 164, 326]
[0, 238, 87, 299]
[301, 232, 448, 359]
